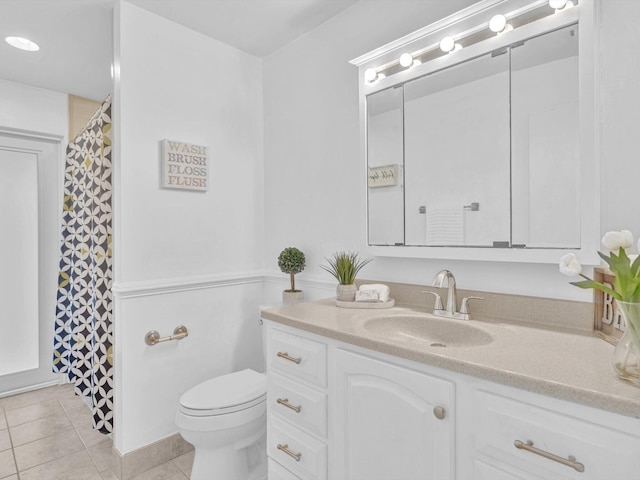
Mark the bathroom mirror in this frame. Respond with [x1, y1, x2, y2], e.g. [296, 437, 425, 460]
[371, 24, 579, 249]
[402, 48, 511, 247]
[367, 86, 404, 246]
[354, 0, 598, 263]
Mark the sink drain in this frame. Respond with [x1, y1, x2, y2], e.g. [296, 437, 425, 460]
[430, 342, 447, 348]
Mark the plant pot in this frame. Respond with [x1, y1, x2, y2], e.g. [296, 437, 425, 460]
[282, 290, 304, 305]
[612, 301, 640, 387]
[336, 284, 357, 302]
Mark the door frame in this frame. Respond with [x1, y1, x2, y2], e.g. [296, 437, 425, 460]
[0, 126, 65, 396]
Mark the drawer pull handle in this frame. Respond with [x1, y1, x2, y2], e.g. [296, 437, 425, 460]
[277, 397, 302, 413]
[277, 443, 302, 462]
[433, 406, 446, 420]
[514, 440, 585, 473]
[277, 351, 302, 364]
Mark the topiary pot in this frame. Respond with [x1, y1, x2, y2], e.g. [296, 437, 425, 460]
[336, 284, 357, 302]
[283, 290, 304, 305]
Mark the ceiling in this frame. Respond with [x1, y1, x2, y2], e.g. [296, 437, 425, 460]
[0, 0, 359, 100]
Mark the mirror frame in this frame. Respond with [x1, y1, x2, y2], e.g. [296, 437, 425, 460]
[350, 0, 600, 264]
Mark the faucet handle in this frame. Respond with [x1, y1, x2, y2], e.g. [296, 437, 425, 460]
[460, 296, 484, 315]
[423, 291, 444, 311]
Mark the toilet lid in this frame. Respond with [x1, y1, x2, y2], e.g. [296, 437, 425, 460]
[179, 369, 266, 416]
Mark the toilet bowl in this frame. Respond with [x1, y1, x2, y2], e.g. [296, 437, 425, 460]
[176, 368, 267, 480]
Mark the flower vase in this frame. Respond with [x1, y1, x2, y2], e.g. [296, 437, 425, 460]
[612, 301, 640, 386]
[336, 284, 357, 302]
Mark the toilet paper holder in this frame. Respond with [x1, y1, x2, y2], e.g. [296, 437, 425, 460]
[145, 325, 189, 346]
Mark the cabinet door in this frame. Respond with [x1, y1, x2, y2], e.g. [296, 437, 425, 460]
[469, 390, 640, 480]
[333, 349, 454, 480]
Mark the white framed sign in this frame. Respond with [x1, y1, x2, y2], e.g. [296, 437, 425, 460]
[161, 139, 208, 191]
[368, 164, 398, 188]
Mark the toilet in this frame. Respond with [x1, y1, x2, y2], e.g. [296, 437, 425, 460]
[176, 368, 267, 480]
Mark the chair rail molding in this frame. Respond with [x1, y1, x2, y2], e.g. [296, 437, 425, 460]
[112, 271, 265, 298]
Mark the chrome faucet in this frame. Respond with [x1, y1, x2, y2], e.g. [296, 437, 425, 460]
[429, 270, 484, 320]
[432, 269, 457, 315]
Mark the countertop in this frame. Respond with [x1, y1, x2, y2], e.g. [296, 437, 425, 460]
[261, 298, 640, 419]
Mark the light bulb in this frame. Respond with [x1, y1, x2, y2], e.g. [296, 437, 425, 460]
[399, 53, 414, 68]
[440, 36, 455, 53]
[5, 36, 39, 52]
[412, 59, 422, 67]
[364, 68, 377, 82]
[549, 0, 567, 9]
[489, 14, 507, 33]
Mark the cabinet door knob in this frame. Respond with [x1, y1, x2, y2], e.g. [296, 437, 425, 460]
[433, 406, 446, 419]
[277, 351, 302, 364]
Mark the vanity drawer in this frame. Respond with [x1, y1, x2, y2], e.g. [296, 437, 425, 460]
[268, 372, 327, 439]
[473, 390, 640, 479]
[268, 415, 327, 480]
[269, 327, 327, 387]
[268, 458, 302, 480]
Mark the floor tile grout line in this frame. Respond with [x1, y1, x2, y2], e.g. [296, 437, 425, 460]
[3, 406, 20, 480]
[1, 385, 135, 480]
[80, 423, 112, 474]
[17, 446, 98, 478]
[11, 398, 87, 474]
[11, 423, 77, 451]
[4, 399, 68, 430]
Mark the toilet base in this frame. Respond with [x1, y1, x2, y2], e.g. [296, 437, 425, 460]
[190, 439, 267, 480]
[184, 414, 266, 480]
[191, 446, 247, 480]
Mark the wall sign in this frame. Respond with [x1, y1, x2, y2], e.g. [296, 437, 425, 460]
[368, 164, 398, 188]
[161, 139, 208, 191]
[593, 267, 624, 345]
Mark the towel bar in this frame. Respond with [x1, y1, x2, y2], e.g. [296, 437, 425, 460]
[145, 325, 189, 345]
[418, 203, 479, 214]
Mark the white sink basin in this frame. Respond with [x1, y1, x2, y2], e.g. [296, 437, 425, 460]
[363, 314, 493, 348]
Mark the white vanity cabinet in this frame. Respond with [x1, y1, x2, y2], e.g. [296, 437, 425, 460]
[266, 321, 454, 480]
[265, 320, 640, 480]
[266, 326, 328, 480]
[458, 385, 640, 480]
[332, 348, 454, 480]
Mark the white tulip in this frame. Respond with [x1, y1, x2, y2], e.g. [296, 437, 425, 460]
[630, 254, 639, 264]
[559, 253, 582, 276]
[601, 230, 634, 252]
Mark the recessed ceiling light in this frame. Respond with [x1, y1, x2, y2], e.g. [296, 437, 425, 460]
[5, 36, 40, 52]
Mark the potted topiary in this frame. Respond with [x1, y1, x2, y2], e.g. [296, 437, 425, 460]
[320, 251, 373, 301]
[278, 247, 306, 305]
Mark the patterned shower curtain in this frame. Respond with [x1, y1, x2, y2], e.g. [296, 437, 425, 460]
[53, 96, 113, 434]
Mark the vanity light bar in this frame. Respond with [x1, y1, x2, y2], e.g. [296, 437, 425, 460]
[365, 0, 578, 84]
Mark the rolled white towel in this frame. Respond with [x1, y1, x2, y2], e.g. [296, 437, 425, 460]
[355, 289, 379, 302]
[358, 284, 390, 303]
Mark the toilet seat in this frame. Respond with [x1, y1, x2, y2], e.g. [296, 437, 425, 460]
[179, 369, 266, 417]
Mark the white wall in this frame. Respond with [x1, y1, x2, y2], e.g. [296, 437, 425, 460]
[0, 149, 39, 377]
[599, 0, 640, 237]
[263, 0, 640, 305]
[0, 80, 66, 394]
[0, 78, 68, 139]
[112, 1, 264, 453]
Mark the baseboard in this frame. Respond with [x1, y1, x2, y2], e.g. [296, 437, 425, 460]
[0, 378, 62, 398]
[112, 432, 193, 480]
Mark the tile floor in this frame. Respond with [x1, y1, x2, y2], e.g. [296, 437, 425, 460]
[0, 384, 194, 480]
